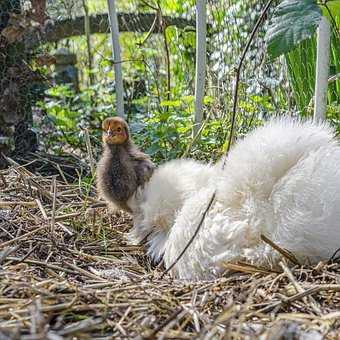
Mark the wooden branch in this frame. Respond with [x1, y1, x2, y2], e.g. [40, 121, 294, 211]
[26, 12, 195, 48]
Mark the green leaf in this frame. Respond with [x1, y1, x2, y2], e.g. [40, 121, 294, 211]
[160, 100, 182, 107]
[321, 0, 340, 20]
[203, 96, 214, 105]
[265, 0, 322, 59]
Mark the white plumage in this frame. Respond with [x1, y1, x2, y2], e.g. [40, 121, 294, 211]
[130, 118, 340, 280]
[128, 159, 215, 261]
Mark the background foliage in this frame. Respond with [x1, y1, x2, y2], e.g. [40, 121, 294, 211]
[32, 0, 339, 166]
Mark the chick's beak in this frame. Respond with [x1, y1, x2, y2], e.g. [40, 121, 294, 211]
[106, 128, 113, 137]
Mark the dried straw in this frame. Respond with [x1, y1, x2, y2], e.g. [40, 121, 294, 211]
[0, 160, 339, 338]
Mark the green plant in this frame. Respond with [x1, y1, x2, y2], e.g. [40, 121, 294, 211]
[265, 0, 340, 112]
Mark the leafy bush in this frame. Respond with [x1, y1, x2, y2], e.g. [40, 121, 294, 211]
[36, 83, 286, 164]
[35, 0, 339, 166]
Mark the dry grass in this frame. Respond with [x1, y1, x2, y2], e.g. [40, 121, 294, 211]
[1, 159, 340, 339]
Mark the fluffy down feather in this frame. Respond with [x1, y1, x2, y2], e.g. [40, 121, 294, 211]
[129, 159, 215, 261]
[130, 119, 340, 280]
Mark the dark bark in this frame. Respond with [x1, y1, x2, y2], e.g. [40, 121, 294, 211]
[26, 12, 195, 48]
[0, 0, 37, 168]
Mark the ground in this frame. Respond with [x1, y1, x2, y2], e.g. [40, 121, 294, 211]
[0, 159, 340, 339]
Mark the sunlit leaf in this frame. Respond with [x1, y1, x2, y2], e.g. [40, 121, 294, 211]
[321, 0, 340, 19]
[160, 100, 182, 107]
[265, 0, 322, 59]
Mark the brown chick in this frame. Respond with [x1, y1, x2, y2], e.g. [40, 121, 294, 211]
[96, 116, 155, 213]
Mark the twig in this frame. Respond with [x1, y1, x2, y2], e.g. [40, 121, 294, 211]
[328, 247, 340, 263]
[3, 155, 35, 177]
[139, 0, 158, 11]
[8, 163, 54, 199]
[147, 308, 183, 338]
[6, 257, 76, 274]
[0, 173, 7, 188]
[261, 234, 300, 265]
[257, 284, 340, 313]
[0, 201, 37, 208]
[89, 201, 107, 209]
[160, 192, 216, 278]
[279, 261, 321, 315]
[16, 244, 40, 264]
[3, 295, 78, 316]
[138, 13, 158, 46]
[64, 262, 108, 282]
[321, 3, 340, 40]
[51, 176, 57, 234]
[0, 226, 47, 249]
[328, 73, 340, 83]
[56, 222, 74, 236]
[182, 109, 213, 158]
[35, 199, 48, 220]
[222, 0, 276, 162]
[59, 316, 105, 336]
[0, 225, 15, 239]
[56, 164, 69, 185]
[0, 246, 19, 264]
[223, 261, 280, 274]
[84, 128, 95, 177]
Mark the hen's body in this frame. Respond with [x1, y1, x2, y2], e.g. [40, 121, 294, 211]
[130, 118, 340, 280]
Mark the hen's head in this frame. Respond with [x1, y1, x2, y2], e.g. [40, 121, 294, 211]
[102, 117, 129, 145]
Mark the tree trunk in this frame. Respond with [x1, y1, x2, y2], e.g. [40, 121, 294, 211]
[0, 0, 36, 168]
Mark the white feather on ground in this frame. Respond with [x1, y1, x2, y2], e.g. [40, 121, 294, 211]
[130, 118, 340, 280]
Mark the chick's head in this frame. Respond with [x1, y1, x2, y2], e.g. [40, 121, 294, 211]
[102, 117, 129, 145]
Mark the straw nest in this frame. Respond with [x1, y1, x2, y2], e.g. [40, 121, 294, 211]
[1, 158, 340, 339]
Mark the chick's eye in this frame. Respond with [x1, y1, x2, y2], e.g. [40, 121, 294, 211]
[117, 127, 122, 132]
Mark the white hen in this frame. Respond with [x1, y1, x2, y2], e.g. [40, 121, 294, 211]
[130, 118, 340, 280]
[129, 158, 215, 261]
